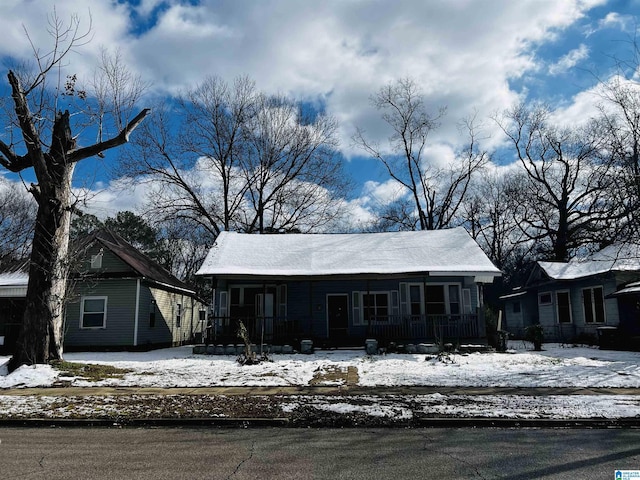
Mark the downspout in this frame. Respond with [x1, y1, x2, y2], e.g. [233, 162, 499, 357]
[133, 278, 141, 347]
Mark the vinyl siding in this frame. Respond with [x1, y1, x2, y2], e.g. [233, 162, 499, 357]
[65, 279, 137, 347]
[65, 280, 205, 348]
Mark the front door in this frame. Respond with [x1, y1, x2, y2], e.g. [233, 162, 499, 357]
[327, 294, 348, 340]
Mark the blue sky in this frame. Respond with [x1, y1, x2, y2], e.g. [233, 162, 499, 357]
[0, 0, 639, 221]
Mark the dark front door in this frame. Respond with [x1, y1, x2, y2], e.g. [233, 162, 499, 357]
[327, 294, 348, 340]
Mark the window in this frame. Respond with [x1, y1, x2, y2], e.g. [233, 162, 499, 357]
[512, 301, 521, 314]
[363, 293, 389, 322]
[175, 303, 182, 328]
[583, 286, 605, 323]
[80, 297, 107, 329]
[90, 253, 103, 269]
[409, 285, 422, 315]
[539, 292, 552, 305]
[556, 291, 572, 323]
[149, 300, 156, 328]
[354, 291, 399, 324]
[425, 285, 446, 315]
[425, 284, 462, 316]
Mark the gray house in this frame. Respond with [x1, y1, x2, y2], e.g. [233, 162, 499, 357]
[501, 244, 640, 344]
[0, 229, 206, 352]
[196, 227, 501, 347]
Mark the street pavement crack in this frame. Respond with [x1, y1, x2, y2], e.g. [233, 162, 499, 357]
[226, 439, 256, 479]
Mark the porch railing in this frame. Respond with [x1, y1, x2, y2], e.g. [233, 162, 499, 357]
[206, 317, 301, 345]
[206, 314, 481, 346]
[366, 314, 481, 344]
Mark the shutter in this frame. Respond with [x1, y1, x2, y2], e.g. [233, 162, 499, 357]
[352, 291, 361, 325]
[399, 283, 408, 316]
[218, 291, 228, 317]
[391, 290, 399, 317]
[462, 288, 472, 314]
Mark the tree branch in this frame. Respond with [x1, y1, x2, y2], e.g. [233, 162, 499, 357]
[69, 108, 151, 162]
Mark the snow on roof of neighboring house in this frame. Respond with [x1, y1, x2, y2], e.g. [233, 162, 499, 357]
[197, 227, 501, 278]
[0, 270, 28, 287]
[538, 243, 640, 281]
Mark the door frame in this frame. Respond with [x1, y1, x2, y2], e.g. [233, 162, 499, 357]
[326, 293, 349, 338]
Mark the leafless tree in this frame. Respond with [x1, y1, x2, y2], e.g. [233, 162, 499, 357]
[591, 41, 640, 239]
[125, 78, 349, 236]
[239, 92, 346, 233]
[0, 179, 36, 264]
[494, 102, 622, 262]
[462, 170, 534, 284]
[354, 78, 487, 230]
[0, 11, 149, 368]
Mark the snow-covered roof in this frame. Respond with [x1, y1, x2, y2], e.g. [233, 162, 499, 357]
[0, 271, 28, 287]
[538, 244, 640, 281]
[197, 227, 501, 279]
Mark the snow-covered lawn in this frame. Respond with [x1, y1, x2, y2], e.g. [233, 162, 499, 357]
[1, 342, 639, 421]
[1, 341, 639, 389]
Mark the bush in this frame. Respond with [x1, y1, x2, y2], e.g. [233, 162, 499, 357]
[525, 324, 544, 351]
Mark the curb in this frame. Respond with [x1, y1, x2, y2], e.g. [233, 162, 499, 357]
[416, 417, 640, 428]
[0, 417, 290, 428]
[0, 416, 639, 429]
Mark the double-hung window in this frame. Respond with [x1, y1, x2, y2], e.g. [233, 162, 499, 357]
[583, 286, 605, 323]
[425, 284, 463, 316]
[80, 296, 107, 329]
[354, 291, 399, 325]
[363, 292, 389, 322]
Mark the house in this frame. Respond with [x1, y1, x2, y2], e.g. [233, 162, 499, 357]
[500, 244, 640, 345]
[0, 229, 207, 353]
[196, 227, 501, 348]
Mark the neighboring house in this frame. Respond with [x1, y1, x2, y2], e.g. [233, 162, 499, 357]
[0, 266, 28, 353]
[501, 244, 640, 344]
[0, 229, 206, 353]
[196, 227, 501, 348]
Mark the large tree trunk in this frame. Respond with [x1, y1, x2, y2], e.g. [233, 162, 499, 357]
[10, 115, 76, 367]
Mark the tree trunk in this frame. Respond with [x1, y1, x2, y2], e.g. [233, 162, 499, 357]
[9, 111, 76, 368]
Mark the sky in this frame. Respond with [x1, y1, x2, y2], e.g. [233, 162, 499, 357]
[0, 0, 639, 222]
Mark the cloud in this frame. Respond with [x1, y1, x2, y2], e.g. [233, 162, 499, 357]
[597, 12, 635, 31]
[548, 44, 590, 75]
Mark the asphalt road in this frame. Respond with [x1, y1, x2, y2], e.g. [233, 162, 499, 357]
[0, 426, 639, 479]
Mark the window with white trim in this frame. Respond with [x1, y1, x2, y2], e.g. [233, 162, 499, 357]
[583, 286, 605, 323]
[425, 284, 462, 315]
[539, 292, 552, 305]
[175, 303, 182, 328]
[363, 292, 389, 322]
[556, 291, 572, 323]
[80, 296, 107, 329]
[90, 253, 103, 269]
[353, 291, 399, 324]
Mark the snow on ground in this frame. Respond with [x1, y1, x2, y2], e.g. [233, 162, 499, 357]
[1, 342, 640, 389]
[1, 342, 640, 420]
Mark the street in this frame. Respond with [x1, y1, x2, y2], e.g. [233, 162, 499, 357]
[0, 426, 638, 479]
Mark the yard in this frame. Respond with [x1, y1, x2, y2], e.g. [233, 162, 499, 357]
[0, 341, 639, 422]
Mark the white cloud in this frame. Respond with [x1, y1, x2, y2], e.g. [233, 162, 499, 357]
[1, 0, 622, 226]
[548, 44, 590, 75]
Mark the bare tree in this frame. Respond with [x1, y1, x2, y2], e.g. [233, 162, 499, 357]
[239, 93, 346, 233]
[126, 78, 349, 236]
[0, 12, 149, 367]
[0, 179, 36, 264]
[462, 170, 534, 285]
[494, 102, 622, 262]
[354, 78, 487, 230]
[592, 42, 640, 239]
